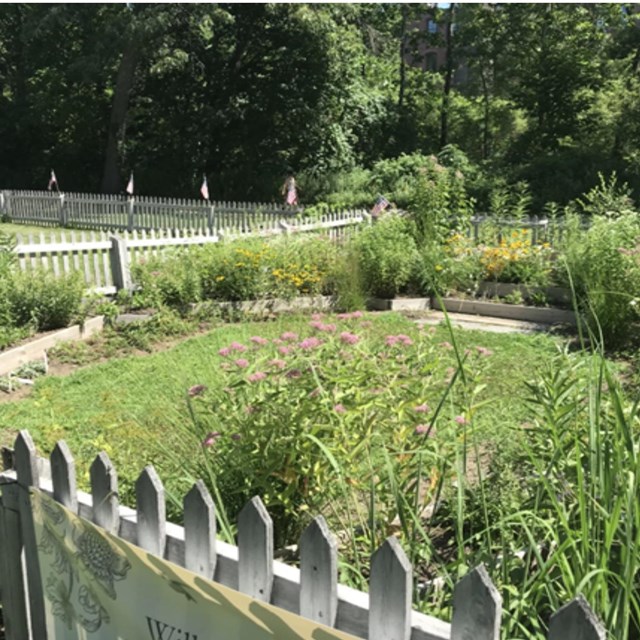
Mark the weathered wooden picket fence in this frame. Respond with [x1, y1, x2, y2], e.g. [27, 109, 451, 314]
[467, 214, 590, 246]
[12, 210, 369, 295]
[0, 431, 606, 640]
[1, 189, 303, 233]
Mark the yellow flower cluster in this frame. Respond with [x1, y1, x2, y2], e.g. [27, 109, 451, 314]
[480, 230, 550, 277]
[272, 263, 323, 293]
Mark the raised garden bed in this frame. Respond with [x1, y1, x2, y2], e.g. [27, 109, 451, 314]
[476, 282, 572, 307]
[431, 297, 577, 325]
[0, 316, 105, 377]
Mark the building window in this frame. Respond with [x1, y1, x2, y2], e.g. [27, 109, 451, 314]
[425, 52, 438, 72]
[427, 19, 438, 34]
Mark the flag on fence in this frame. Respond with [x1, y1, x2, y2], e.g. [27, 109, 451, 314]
[47, 169, 58, 192]
[371, 195, 389, 217]
[200, 175, 209, 200]
[126, 172, 134, 196]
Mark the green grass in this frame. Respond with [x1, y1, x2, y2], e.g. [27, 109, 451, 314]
[0, 221, 66, 238]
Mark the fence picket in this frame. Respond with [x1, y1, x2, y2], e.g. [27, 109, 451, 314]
[135, 465, 166, 558]
[548, 596, 606, 640]
[90, 230, 101, 287]
[369, 536, 412, 640]
[51, 440, 78, 514]
[0, 484, 30, 640]
[238, 495, 273, 602]
[183, 480, 217, 579]
[451, 565, 501, 640]
[300, 515, 337, 627]
[90, 451, 119, 534]
[14, 431, 48, 638]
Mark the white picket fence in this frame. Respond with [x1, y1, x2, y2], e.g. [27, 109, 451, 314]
[12, 210, 369, 295]
[1, 189, 305, 233]
[0, 431, 606, 640]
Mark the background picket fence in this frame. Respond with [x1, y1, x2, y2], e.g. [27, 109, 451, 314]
[0, 431, 606, 640]
[12, 210, 369, 295]
[1, 189, 304, 233]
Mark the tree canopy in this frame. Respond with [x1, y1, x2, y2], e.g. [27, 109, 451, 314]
[1, 3, 639, 207]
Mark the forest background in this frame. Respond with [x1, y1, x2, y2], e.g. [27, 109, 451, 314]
[1, 3, 640, 211]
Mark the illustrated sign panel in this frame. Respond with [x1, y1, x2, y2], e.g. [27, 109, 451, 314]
[31, 489, 359, 640]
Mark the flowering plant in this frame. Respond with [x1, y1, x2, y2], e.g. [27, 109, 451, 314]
[184, 312, 493, 549]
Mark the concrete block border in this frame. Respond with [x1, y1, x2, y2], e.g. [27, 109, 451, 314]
[367, 298, 431, 311]
[431, 297, 577, 325]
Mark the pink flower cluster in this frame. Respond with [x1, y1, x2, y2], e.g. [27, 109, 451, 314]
[250, 336, 269, 346]
[414, 403, 430, 414]
[235, 358, 249, 368]
[188, 384, 207, 397]
[247, 371, 267, 383]
[337, 311, 364, 320]
[202, 431, 221, 447]
[476, 346, 493, 357]
[340, 331, 360, 345]
[385, 334, 413, 347]
[281, 332, 299, 342]
[309, 320, 336, 333]
[299, 337, 323, 350]
[269, 358, 287, 369]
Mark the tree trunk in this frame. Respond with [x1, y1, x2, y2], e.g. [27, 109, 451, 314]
[439, 5, 455, 149]
[480, 67, 490, 160]
[101, 37, 140, 194]
[398, 6, 407, 110]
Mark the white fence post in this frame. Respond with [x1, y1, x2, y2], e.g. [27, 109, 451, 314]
[110, 234, 132, 292]
[127, 196, 135, 232]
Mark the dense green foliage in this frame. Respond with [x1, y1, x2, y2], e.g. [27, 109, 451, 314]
[2, 4, 640, 207]
[0, 229, 84, 349]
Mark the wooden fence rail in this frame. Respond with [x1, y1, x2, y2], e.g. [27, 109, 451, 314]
[0, 431, 607, 640]
[12, 210, 369, 295]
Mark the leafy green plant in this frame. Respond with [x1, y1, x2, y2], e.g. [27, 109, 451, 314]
[131, 251, 203, 312]
[495, 348, 640, 639]
[575, 171, 635, 219]
[8, 270, 84, 331]
[561, 212, 640, 347]
[354, 215, 421, 298]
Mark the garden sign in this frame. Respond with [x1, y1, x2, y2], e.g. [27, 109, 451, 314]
[31, 489, 358, 640]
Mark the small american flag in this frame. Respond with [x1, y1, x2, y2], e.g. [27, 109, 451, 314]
[126, 172, 134, 196]
[200, 176, 209, 200]
[47, 169, 58, 191]
[286, 183, 298, 206]
[371, 195, 389, 217]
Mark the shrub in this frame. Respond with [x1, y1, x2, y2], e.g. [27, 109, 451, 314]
[562, 212, 640, 347]
[131, 251, 202, 311]
[8, 270, 84, 331]
[199, 241, 274, 302]
[407, 158, 474, 248]
[421, 233, 483, 296]
[355, 216, 421, 298]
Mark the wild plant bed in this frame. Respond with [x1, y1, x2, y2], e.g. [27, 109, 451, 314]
[5, 310, 636, 637]
[190, 295, 336, 317]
